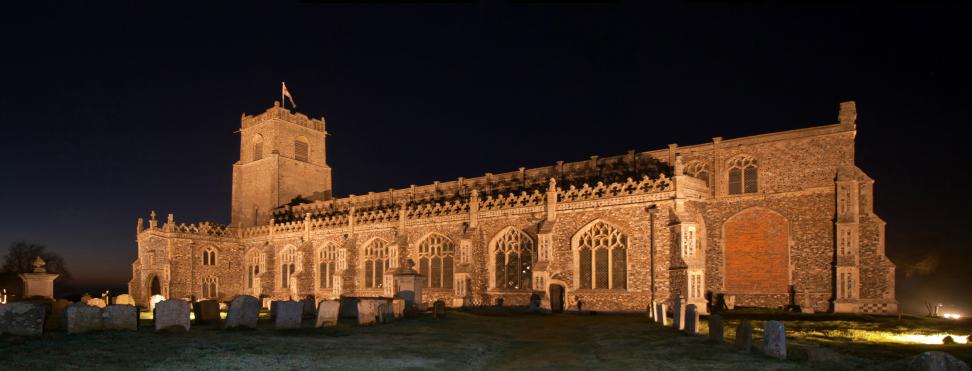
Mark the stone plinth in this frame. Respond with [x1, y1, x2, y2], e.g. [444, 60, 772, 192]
[19, 272, 58, 299]
[393, 264, 426, 311]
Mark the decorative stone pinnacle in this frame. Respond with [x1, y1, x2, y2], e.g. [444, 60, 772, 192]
[32, 256, 46, 273]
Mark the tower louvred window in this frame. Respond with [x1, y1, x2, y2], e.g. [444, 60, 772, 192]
[295, 139, 309, 162]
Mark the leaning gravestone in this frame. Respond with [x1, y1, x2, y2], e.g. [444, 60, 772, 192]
[225, 295, 260, 330]
[154, 299, 190, 332]
[673, 296, 685, 330]
[0, 302, 46, 336]
[316, 300, 340, 327]
[392, 298, 405, 319]
[103, 304, 138, 331]
[66, 303, 103, 334]
[114, 294, 135, 306]
[357, 300, 380, 325]
[735, 320, 753, 351]
[907, 351, 970, 371]
[708, 314, 724, 343]
[274, 301, 303, 330]
[193, 300, 220, 324]
[683, 304, 700, 335]
[656, 303, 667, 326]
[86, 298, 107, 309]
[763, 320, 786, 360]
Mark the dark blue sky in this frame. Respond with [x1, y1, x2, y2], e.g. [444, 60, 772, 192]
[0, 2, 968, 312]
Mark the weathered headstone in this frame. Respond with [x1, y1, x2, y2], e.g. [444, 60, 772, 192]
[708, 314, 724, 342]
[377, 303, 389, 324]
[0, 302, 46, 336]
[103, 304, 138, 331]
[735, 320, 753, 351]
[763, 320, 786, 360]
[315, 300, 340, 327]
[193, 300, 220, 324]
[270, 300, 280, 319]
[392, 298, 405, 318]
[149, 294, 164, 311]
[649, 301, 657, 320]
[301, 298, 316, 318]
[273, 301, 303, 330]
[673, 296, 685, 330]
[714, 293, 727, 313]
[86, 298, 107, 309]
[655, 303, 667, 325]
[907, 351, 970, 371]
[800, 292, 814, 314]
[46, 298, 72, 330]
[683, 304, 699, 335]
[154, 299, 190, 332]
[357, 300, 380, 325]
[113, 294, 135, 306]
[225, 295, 260, 330]
[433, 300, 446, 319]
[725, 295, 736, 310]
[66, 303, 103, 334]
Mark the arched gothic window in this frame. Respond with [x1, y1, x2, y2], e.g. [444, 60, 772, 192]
[318, 242, 337, 289]
[727, 156, 758, 195]
[245, 249, 261, 289]
[279, 246, 298, 289]
[418, 234, 455, 289]
[363, 239, 389, 289]
[576, 221, 627, 290]
[294, 136, 309, 162]
[202, 276, 218, 299]
[491, 228, 535, 290]
[685, 161, 711, 188]
[202, 247, 217, 266]
[252, 134, 264, 162]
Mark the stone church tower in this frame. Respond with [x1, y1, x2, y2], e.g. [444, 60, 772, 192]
[231, 101, 332, 227]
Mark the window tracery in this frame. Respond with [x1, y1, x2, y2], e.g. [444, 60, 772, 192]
[418, 234, 455, 289]
[319, 242, 337, 289]
[491, 228, 535, 290]
[727, 155, 758, 194]
[576, 221, 627, 290]
[363, 238, 389, 289]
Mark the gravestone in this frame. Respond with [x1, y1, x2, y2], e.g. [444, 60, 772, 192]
[907, 351, 970, 371]
[193, 300, 220, 324]
[103, 304, 138, 331]
[763, 320, 786, 360]
[80, 293, 93, 304]
[114, 294, 135, 306]
[225, 295, 260, 330]
[649, 301, 657, 320]
[273, 301, 303, 330]
[708, 314, 724, 342]
[655, 303, 667, 325]
[377, 303, 390, 324]
[149, 294, 164, 311]
[154, 299, 190, 332]
[800, 292, 814, 314]
[725, 295, 736, 310]
[714, 293, 726, 313]
[683, 304, 700, 335]
[0, 302, 46, 336]
[673, 296, 685, 330]
[357, 300, 380, 325]
[392, 298, 405, 318]
[433, 300, 446, 319]
[270, 301, 280, 320]
[86, 298, 106, 309]
[316, 300, 340, 327]
[529, 294, 541, 312]
[66, 303, 103, 334]
[46, 298, 72, 330]
[735, 320, 753, 351]
[301, 298, 316, 318]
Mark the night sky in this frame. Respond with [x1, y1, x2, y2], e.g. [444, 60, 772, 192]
[1, 2, 968, 313]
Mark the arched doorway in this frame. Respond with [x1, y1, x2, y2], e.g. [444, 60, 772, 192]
[150, 276, 161, 296]
[724, 208, 790, 296]
[549, 284, 565, 313]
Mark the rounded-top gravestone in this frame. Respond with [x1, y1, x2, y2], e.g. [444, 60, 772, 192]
[225, 295, 260, 330]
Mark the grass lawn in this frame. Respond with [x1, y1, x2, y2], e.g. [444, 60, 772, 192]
[0, 310, 969, 370]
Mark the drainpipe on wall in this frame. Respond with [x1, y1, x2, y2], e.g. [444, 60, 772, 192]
[647, 204, 658, 305]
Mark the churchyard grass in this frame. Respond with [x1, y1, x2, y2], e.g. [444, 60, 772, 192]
[1, 309, 969, 370]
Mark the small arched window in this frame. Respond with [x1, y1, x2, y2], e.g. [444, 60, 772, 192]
[491, 228, 535, 290]
[319, 242, 338, 289]
[576, 221, 627, 290]
[202, 247, 217, 266]
[418, 234, 455, 289]
[685, 161, 711, 188]
[252, 135, 264, 162]
[294, 137, 309, 162]
[727, 155, 758, 195]
[202, 276, 218, 299]
[363, 238, 389, 289]
[280, 246, 298, 289]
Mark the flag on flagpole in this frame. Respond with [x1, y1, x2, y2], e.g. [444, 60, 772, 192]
[282, 82, 297, 108]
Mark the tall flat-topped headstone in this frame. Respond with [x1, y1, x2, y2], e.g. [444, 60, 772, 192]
[273, 301, 303, 330]
[193, 300, 220, 324]
[649, 301, 657, 320]
[673, 296, 685, 330]
[655, 303, 667, 326]
[316, 300, 340, 327]
[103, 304, 138, 331]
[225, 295, 260, 330]
[392, 298, 405, 319]
[0, 302, 46, 336]
[763, 320, 786, 360]
[683, 304, 700, 335]
[66, 303, 103, 334]
[154, 299, 190, 332]
[433, 300, 446, 319]
[735, 320, 753, 351]
[708, 314, 724, 343]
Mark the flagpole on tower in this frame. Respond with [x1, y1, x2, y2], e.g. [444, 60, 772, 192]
[281, 82, 285, 109]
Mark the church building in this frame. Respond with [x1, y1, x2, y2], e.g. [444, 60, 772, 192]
[129, 100, 897, 314]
